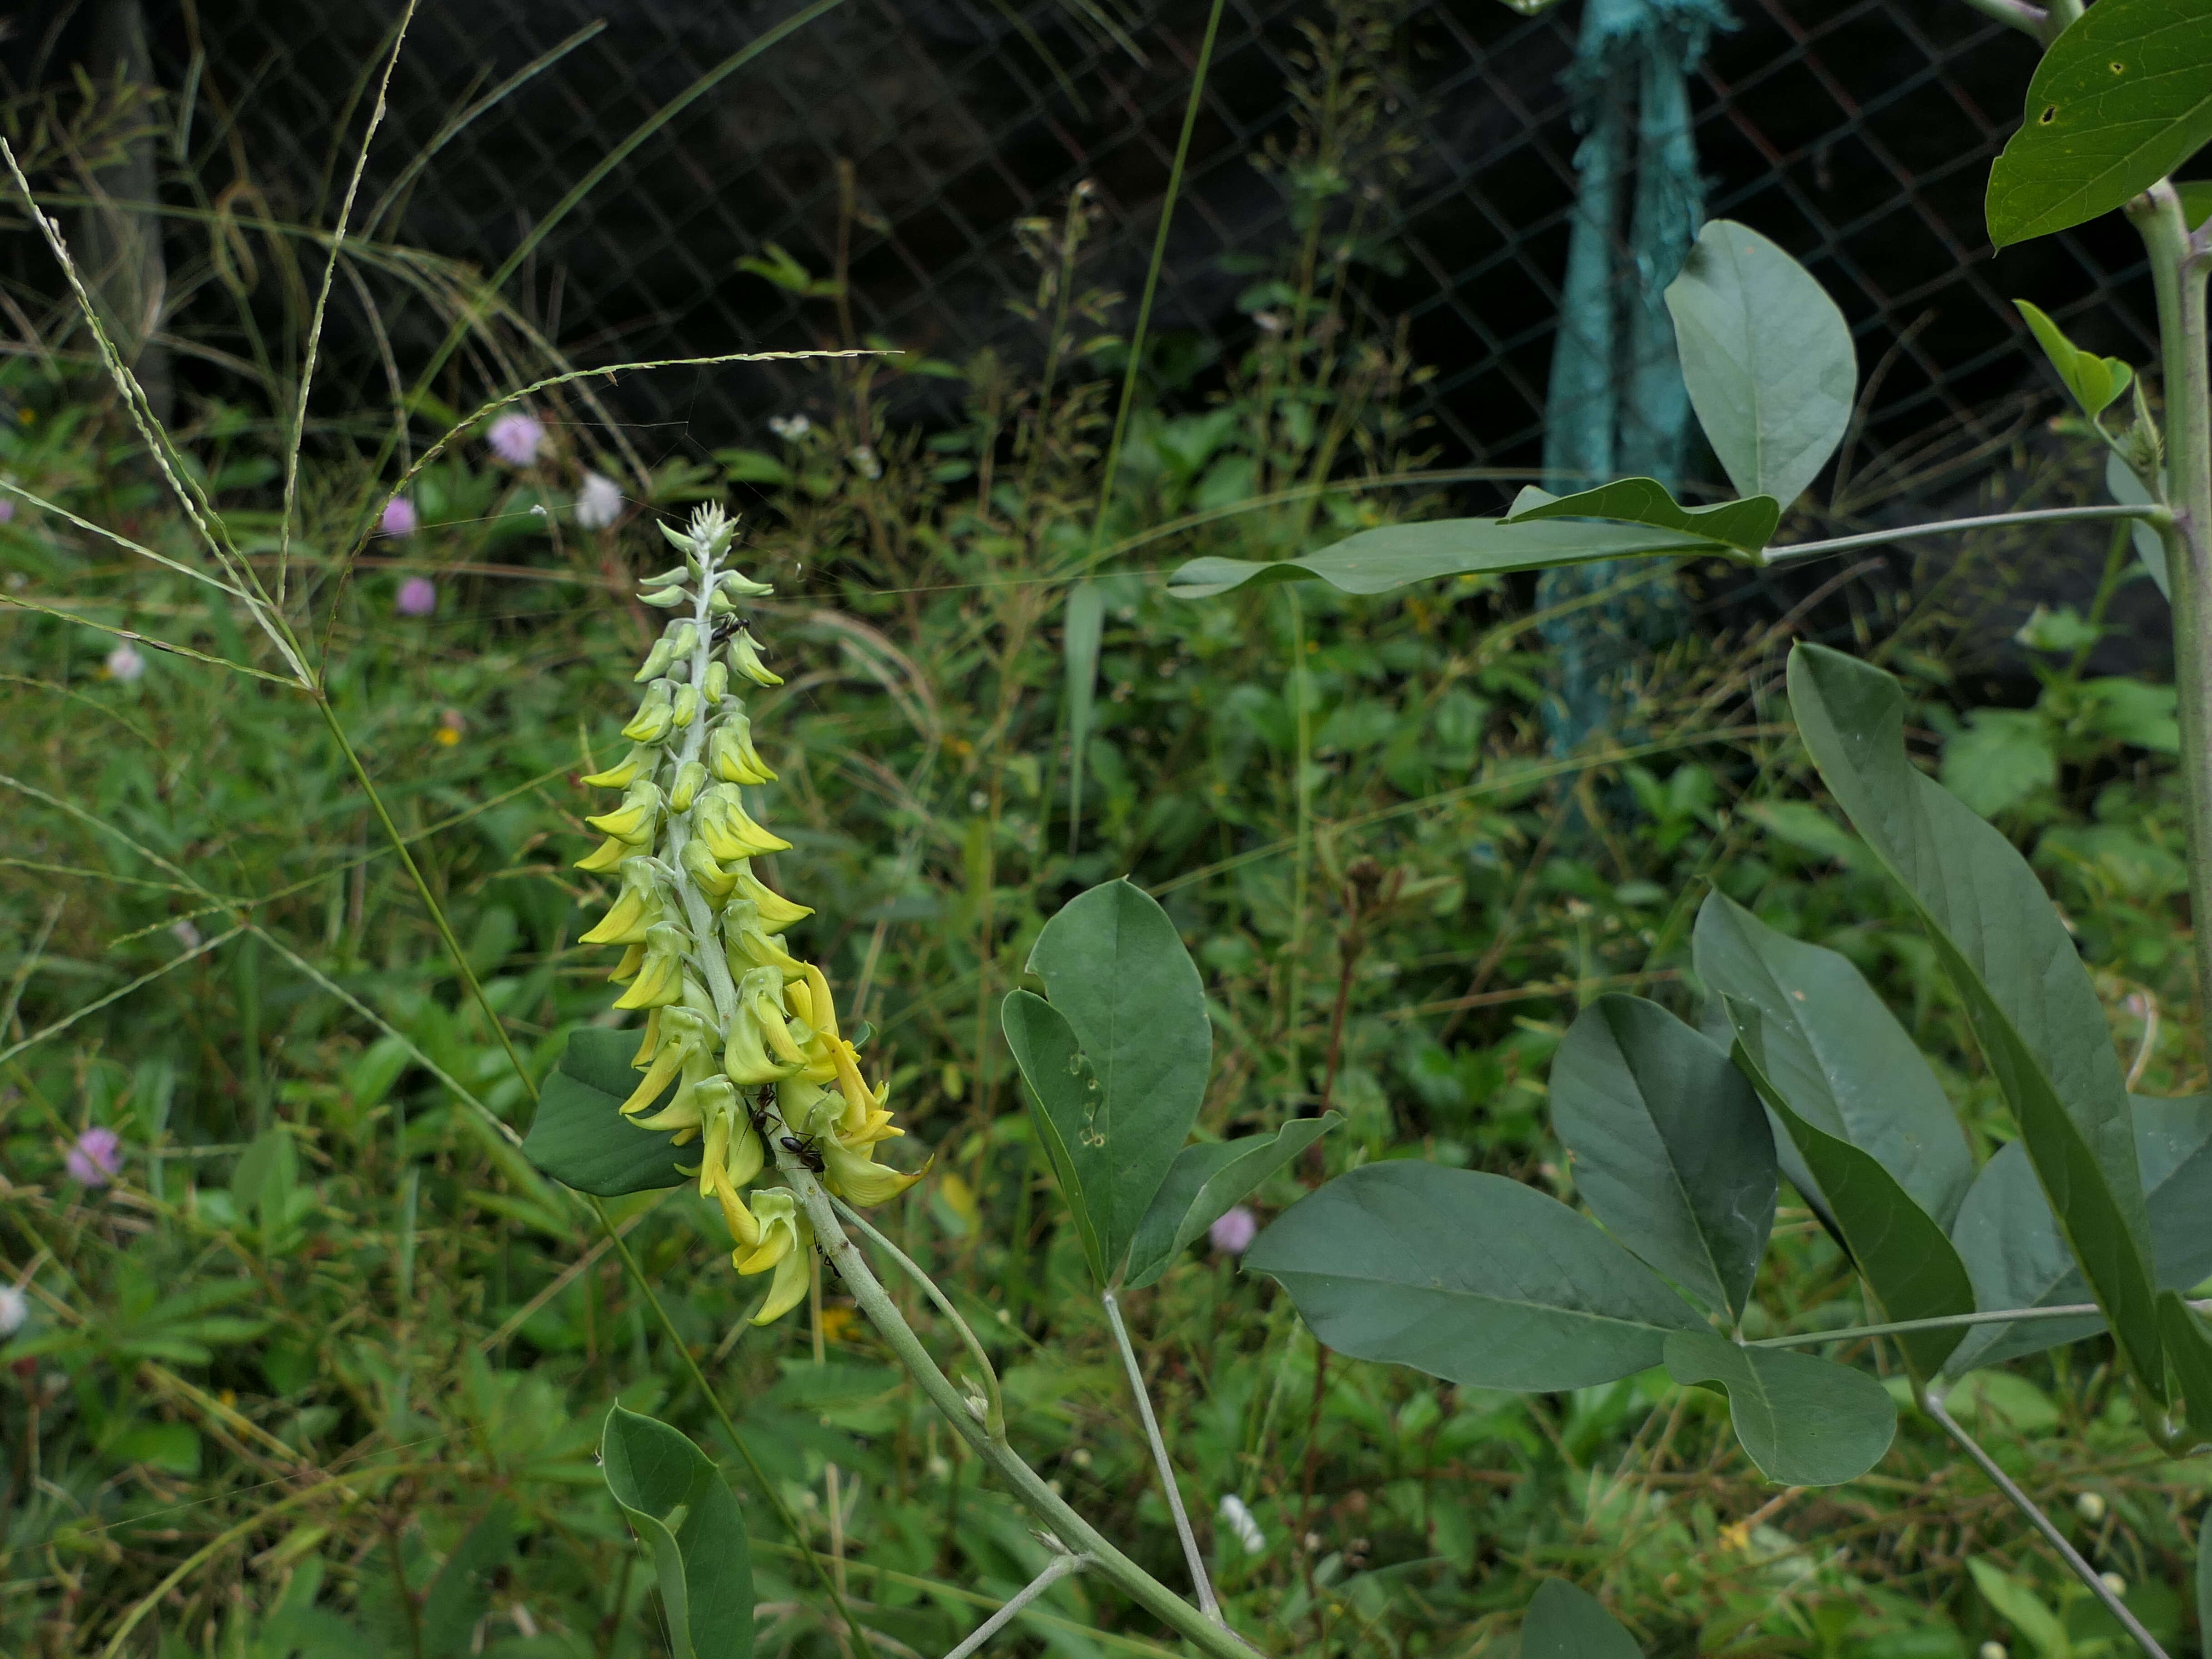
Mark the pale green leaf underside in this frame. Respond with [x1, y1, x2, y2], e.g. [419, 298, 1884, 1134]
[1507, 478, 1781, 555]
[1664, 1329, 1897, 1486]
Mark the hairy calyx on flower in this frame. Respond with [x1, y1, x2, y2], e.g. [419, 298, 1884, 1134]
[573, 505, 925, 1325]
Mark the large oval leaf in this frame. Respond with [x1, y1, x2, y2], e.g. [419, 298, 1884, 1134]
[1019, 878, 1212, 1285]
[1786, 643, 2165, 1402]
[1693, 891, 1975, 1225]
[1165, 517, 1724, 600]
[1522, 1579, 1642, 1659]
[1665, 220, 1856, 509]
[601, 1405, 754, 1659]
[1665, 1329, 1897, 1486]
[1245, 1162, 1703, 1391]
[1947, 1094, 2212, 1375]
[1725, 997, 1976, 1377]
[1123, 1114, 1340, 1290]
[1003, 990, 1109, 1286]
[1550, 995, 1775, 1320]
[523, 1026, 686, 1196]
[1986, 0, 2212, 247]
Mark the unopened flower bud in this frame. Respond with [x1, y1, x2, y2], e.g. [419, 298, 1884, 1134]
[680, 838, 738, 900]
[702, 661, 730, 704]
[671, 683, 701, 730]
[719, 568, 775, 598]
[2075, 1492, 2106, 1524]
[729, 628, 782, 687]
[585, 780, 662, 844]
[613, 922, 690, 1010]
[640, 584, 690, 608]
[581, 746, 656, 790]
[669, 760, 707, 814]
[709, 718, 777, 785]
[622, 680, 676, 744]
[639, 564, 688, 591]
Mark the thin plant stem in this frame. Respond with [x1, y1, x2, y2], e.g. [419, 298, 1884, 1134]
[1925, 1391, 2169, 1659]
[941, 1552, 1093, 1659]
[1747, 1304, 2105, 1348]
[1283, 584, 1314, 1113]
[1765, 503, 2168, 565]
[1102, 1290, 1221, 1620]
[791, 1173, 1262, 1659]
[277, 0, 416, 606]
[2131, 182, 2212, 1034]
[1085, 0, 1231, 561]
[833, 1195, 1006, 1442]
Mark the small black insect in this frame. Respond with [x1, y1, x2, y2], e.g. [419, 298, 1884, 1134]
[709, 613, 750, 648]
[779, 1132, 826, 1173]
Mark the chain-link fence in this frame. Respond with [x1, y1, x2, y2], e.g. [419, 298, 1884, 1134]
[10, 0, 2157, 484]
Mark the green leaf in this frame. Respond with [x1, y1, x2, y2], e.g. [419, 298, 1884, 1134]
[1693, 892, 1975, 1227]
[1948, 1096, 2212, 1374]
[600, 1405, 754, 1659]
[1969, 1558, 2072, 1659]
[1002, 989, 1110, 1286]
[1506, 478, 1781, 555]
[2181, 179, 2212, 228]
[1123, 1114, 1341, 1290]
[418, 1504, 517, 1659]
[2106, 450, 2169, 598]
[1786, 643, 2166, 1402]
[1165, 517, 1727, 601]
[522, 1027, 687, 1196]
[1665, 219, 1857, 508]
[1940, 708, 2067, 818]
[1245, 1162, 1703, 1391]
[1548, 995, 1775, 1319]
[110, 1422, 203, 1475]
[2158, 1292, 2212, 1447]
[1521, 1579, 1643, 1659]
[1017, 879, 1213, 1285]
[2198, 1474, 2212, 1649]
[1724, 997, 1976, 1377]
[1986, 0, 2212, 247]
[2014, 300, 2135, 417]
[1664, 1329, 1897, 1486]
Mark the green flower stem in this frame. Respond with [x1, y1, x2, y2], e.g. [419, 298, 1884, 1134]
[1761, 502, 2169, 566]
[831, 1195, 1006, 1443]
[1102, 1289, 1221, 1621]
[668, 559, 743, 1027]
[793, 1173, 1265, 1659]
[1747, 1303, 2104, 1348]
[941, 1551, 1093, 1659]
[1926, 1391, 2170, 1659]
[2131, 183, 2212, 1034]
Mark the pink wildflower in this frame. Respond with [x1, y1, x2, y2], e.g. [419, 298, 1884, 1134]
[488, 412, 545, 466]
[380, 496, 418, 536]
[396, 576, 437, 617]
[1210, 1206, 1258, 1256]
[66, 1127, 122, 1186]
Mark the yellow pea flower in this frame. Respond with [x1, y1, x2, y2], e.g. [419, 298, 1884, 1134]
[737, 1190, 812, 1325]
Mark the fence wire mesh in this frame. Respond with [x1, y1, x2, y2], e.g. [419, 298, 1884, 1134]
[10, 0, 2161, 485]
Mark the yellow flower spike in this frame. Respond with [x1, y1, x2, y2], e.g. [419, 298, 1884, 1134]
[608, 942, 646, 984]
[586, 780, 663, 842]
[697, 1101, 733, 1200]
[729, 628, 784, 688]
[622, 680, 676, 743]
[725, 1111, 767, 1190]
[580, 860, 661, 946]
[746, 984, 810, 1068]
[629, 1091, 704, 1134]
[668, 759, 708, 814]
[619, 1042, 688, 1118]
[737, 1191, 812, 1324]
[831, 1039, 876, 1120]
[679, 838, 738, 901]
[730, 866, 811, 932]
[709, 1164, 761, 1248]
[723, 1006, 799, 1086]
[617, 1008, 709, 1115]
[801, 965, 840, 1042]
[581, 745, 655, 789]
[576, 835, 630, 874]
[612, 922, 689, 1010]
[726, 912, 808, 980]
[695, 786, 791, 860]
[712, 721, 783, 787]
[631, 1009, 661, 1068]
[819, 1136, 928, 1207]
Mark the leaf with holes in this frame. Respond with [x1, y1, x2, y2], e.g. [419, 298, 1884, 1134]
[1548, 995, 1775, 1319]
[1664, 1329, 1897, 1486]
[1987, 0, 2212, 246]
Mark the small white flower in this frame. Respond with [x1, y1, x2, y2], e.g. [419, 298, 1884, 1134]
[575, 471, 623, 530]
[0, 1284, 27, 1338]
[2075, 1491, 2106, 1523]
[106, 642, 146, 682]
[1979, 1644, 2007, 1659]
[768, 413, 812, 441]
[2101, 1572, 2127, 1597]
[1218, 1493, 1266, 1556]
[171, 919, 202, 950]
[849, 444, 882, 480]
